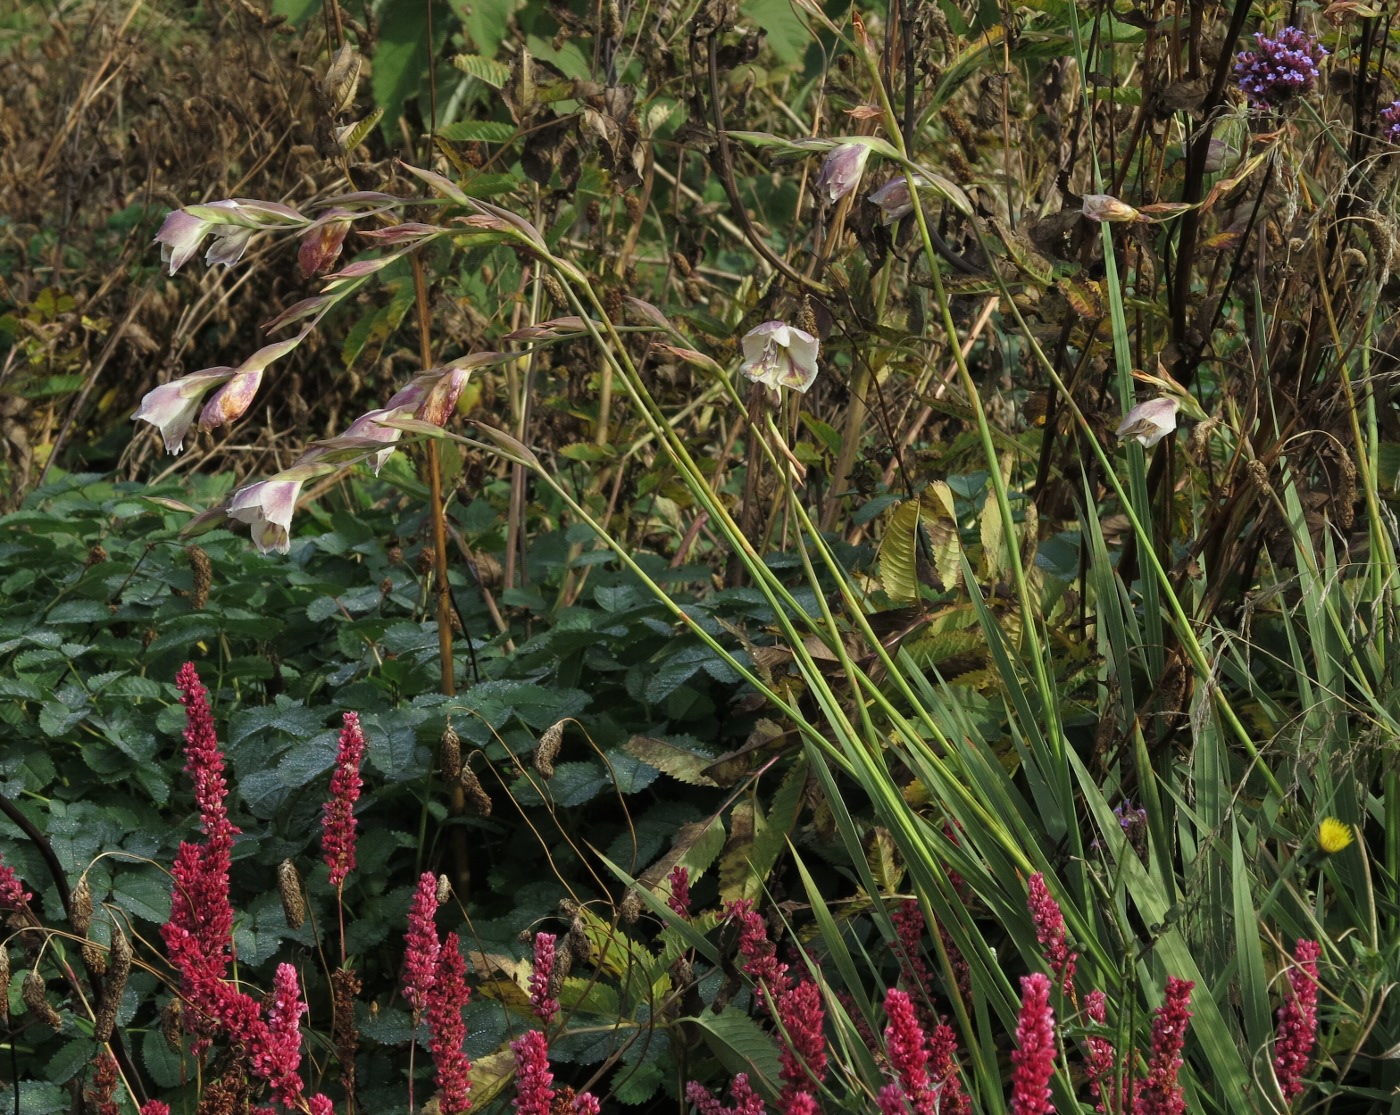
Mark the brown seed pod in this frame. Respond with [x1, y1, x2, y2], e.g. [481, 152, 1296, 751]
[331, 966, 363, 1098]
[22, 970, 62, 1031]
[460, 764, 493, 815]
[162, 997, 184, 1052]
[542, 273, 569, 308]
[71, 876, 93, 936]
[278, 860, 305, 929]
[83, 938, 108, 976]
[436, 874, 452, 906]
[186, 544, 212, 610]
[0, 944, 9, 1022]
[620, 889, 642, 925]
[94, 924, 132, 1042]
[440, 725, 463, 783]
[535, 721, 565, 778]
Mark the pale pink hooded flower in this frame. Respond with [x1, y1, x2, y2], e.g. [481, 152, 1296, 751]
[155, 199, 307, 274]
[1082, 194, 1141, 223]
[197, 336, 302, 434]
[868, 176, 926, 224]
[816, 143, 871, 203]
[739, 321, 820, 394]
[132, 368, 235, 454]
[228, 480, 301, 555]
[1116, 397, 1179, 449]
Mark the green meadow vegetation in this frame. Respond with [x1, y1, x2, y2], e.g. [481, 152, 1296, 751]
[2, 0, 1398, 1112]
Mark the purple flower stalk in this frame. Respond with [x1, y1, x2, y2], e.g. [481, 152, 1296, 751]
[1234, 27, 1327, 108]
[530, 932, 560, 1025]
[1135, 978, 1193, 1115]
[428, 932, 473, 1114]
[322, 711, 367, 888]
[1274, 939, 1321, 1102]
[404, 872, 441, 1018]
[1028, 873, 1077, 997]
[1381, 100, 1400, 143]
[1011, 972, 1057, 1115]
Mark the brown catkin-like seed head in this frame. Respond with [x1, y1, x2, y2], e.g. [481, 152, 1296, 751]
[71, 876, 93, 936]
[440, 725, 462, 782]
[542, 273, 568, 308]
[186, 544, 212, 610]
[332, 966, 362, 1098]
[604, 285, 624, 323]
[94, 924, 132, 1042]
[797, 295, 818, 338]
[620, 889, 642, 925]
[670, 251, 692, 277]
[278, 860, 305, 929]
[83, 938, 107, 976]
[535, 721, 565, 778]
[22, 970, 62, 1030]
[436, 874, 452, 906]
[623, 192, 643, 224]
[162, 998, 183, 1051]
[460, 764, 493, 815]
[0, 944, 9, 1022]
[1336, 450, 1357, 530]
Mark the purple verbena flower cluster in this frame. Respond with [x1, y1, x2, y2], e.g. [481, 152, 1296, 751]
[1234, 27, 1327, 108]
[1381, 100, 1400, 143]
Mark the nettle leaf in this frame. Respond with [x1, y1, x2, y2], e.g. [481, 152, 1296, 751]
[142, 1028, 187, 1089]
[692, 1008, 783, 1094]
[47, 1037, 95, 1085]
[877, 498, 921, 603]
[624, 736, 720, 787]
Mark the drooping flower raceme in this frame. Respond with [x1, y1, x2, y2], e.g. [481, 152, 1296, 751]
[868, 175, 931, 224]
[131, 367, 239, 455]
[154, 198, 310, 275]
[738, 322, 820, 394]
[1234, 27, 1327, 108]
[816, 143, 871, 203]
[1116, 397, 1179, 449]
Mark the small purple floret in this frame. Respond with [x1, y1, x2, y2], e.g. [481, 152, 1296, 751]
[1234, 26, 1327, 108]
[1382, 100, 1400, 143]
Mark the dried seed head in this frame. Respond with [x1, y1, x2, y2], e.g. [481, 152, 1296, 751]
[436, 874, 452, 906]
[623, 192, 643, 223]
[0, 944, 9, 1022]
[278, 860, 305, 929]
[86, 544, 108, 567]
[797, 295, 818, 338]
[620, 889, 642, 925]
[331, 966, 363, 1098]
[670, 251, 692, 277]
[162, 997, 183, 1051]
[83, 938, 107, 976]
[568, 915, 590, 963]
[535, 721, 565, 778]
[460, 763, 493, 815]
[542, 273, 569, 308]
[553, 930, 575, 982]
[71, 877, 93, 936]
[22, 970, 62, 1031]
[186, 544, 212, 609]
[1335, 449, 1357, 530]
[94, 924, 132, 1042]
[440, 725, 463, 782]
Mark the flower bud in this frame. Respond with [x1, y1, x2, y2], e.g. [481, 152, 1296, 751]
[1115, 396, 1179, 448]
[1082, 193, 1141, 223]
[815, 143, 871, 203]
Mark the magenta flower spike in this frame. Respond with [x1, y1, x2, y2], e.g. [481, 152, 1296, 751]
[403, 871, 441, 1017]
[1136, 977, 1194, 1115]
[1027, 873, 1078, 995]
[1274, 940, 1322, 1102]
[512, 1028, 555, 1115]
[321, 711, 367, 888]
[253, 963, 309, 1108]
[428, 932, 472, 1114]
[530, 932, 560, 1025]
[1011, 972, 1057, 1115]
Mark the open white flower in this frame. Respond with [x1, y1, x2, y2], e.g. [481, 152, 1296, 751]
[228, 480, 302, 555]
[131, 367, 235, 454]
[739, 322, 820, 394]
[1115, 397, 1179, 448]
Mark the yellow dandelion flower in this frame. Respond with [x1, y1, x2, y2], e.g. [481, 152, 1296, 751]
[1318, 817, 1354, 855]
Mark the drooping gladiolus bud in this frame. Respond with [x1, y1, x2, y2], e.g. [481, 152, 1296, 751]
[1115, 397, 1180, 448]
[816, 142, 871, 203]
[1082, 193, 1141, 223]
[868, 176, 918, 224]
[155, 198, 309, 275]
[299, 210, 354, 277]
[738, 321, 821, 394]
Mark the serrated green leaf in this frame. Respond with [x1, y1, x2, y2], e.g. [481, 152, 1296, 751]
[624, 736, 719, 786]
[691, 1008, 782, 1095]
[877, 498, 921, 603]
[437, 120, 517, 143]
[451, 53, 510, 88]
[340, 107, 384, 154]
[143, 1028, 187, 1088]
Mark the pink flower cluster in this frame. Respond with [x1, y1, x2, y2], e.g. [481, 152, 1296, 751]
[877, 988, 968, 1115]
[1274, 939, 1322, 1102]
[159, 664, 332, 1111]
[1028, 874, 1077, 997]
[1136, 978, 1193, 1115]
[667, 864, 691, 918]
[0, 857, 31, 913]
[1011, 973, 1057, 1115]
[530, 932, 561, 1025]
[321, 711, 366, 888]
[401, 871, 472, 1114]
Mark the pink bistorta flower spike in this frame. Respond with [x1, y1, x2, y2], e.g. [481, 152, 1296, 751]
[776, 978, 828, 1106]
[727, 898, 791, 1006]
[1084, 989, 1121, 1115]
[512, 1028, 555, 1115]
[1028, 873, 1077, 997]
[322, 711, 367, 888]
[404, 872, 441, 1018]
[928, 1020, 971, 1115]
[1274, 939, 1321, 1103]
[882, 988, 938, 1115]
[427, 932, 472, 1114]
[253, 963, 309, 1108]
[1134, 977, 1193, 1115]
[139, 1103, 171, 1115]
[685, 1073, 767, 1115]
[666, 864, 691, 918]
[530, 932, 560, 1025]
[0, 855, 32, 913]
[1011, 972, 1057, 1115]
